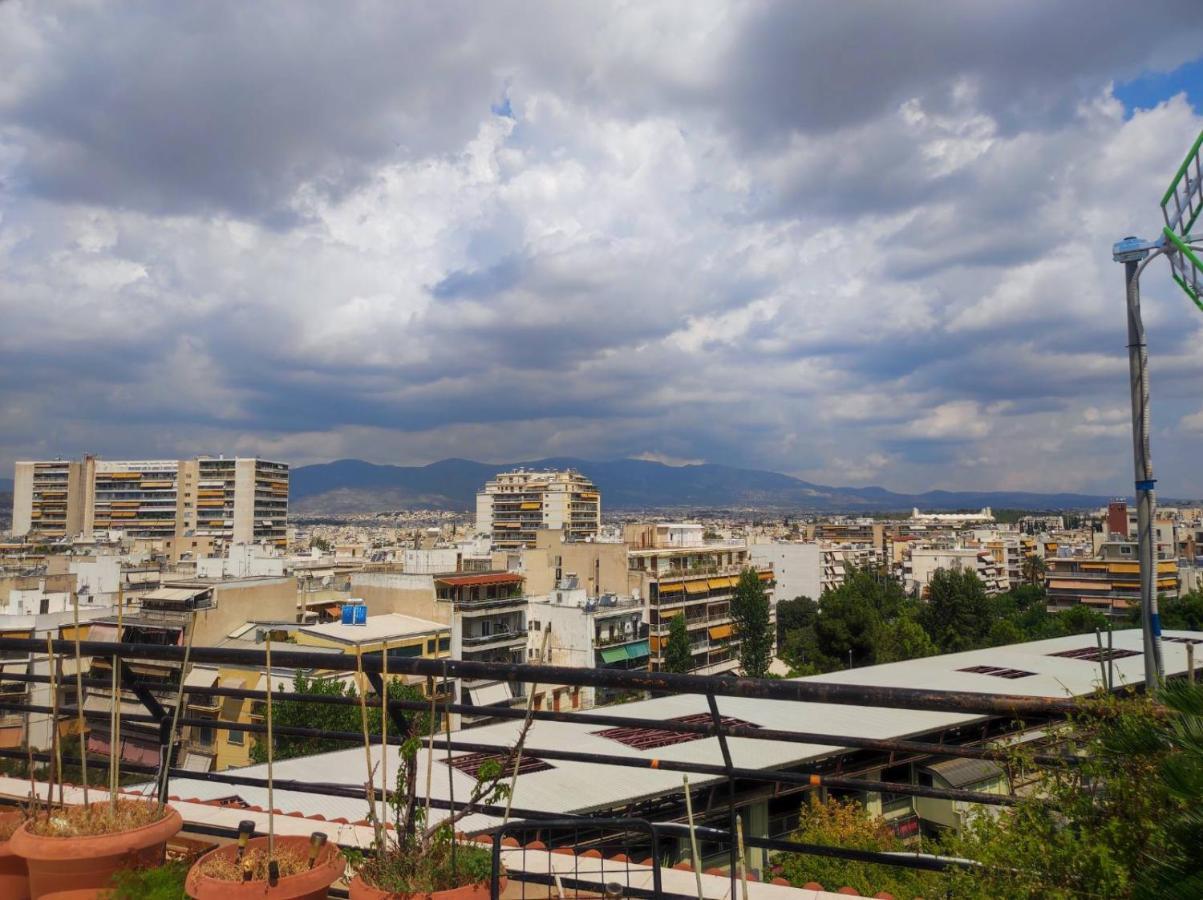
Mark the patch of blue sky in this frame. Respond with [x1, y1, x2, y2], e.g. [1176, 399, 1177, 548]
[1114, 55, 1203, 118]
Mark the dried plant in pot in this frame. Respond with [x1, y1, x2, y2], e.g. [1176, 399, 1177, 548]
[185, 828, 344, 900]
[347, 731, 521, 900]
[0, 805, 31, 900]
[9, 799, 182, 899]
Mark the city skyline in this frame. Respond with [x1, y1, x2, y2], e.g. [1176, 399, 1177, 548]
[3, 4, 1203, 496]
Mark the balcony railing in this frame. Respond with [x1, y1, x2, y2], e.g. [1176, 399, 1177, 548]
[0, 635, 1098, 900]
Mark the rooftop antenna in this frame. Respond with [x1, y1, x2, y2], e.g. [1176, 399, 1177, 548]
[1111, 129, 1203, 690]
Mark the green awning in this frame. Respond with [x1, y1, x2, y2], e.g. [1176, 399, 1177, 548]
[625, 640, 650, 659]
[599, 646, 628, 664]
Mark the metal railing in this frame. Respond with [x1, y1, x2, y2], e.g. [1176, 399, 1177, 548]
[0, 636, 1100, 897]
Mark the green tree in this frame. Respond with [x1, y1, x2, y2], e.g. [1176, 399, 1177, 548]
[775, 595, 817, 653]
[875, 616, 937, 663]
[777, 796, 943, 898]
[251, 670, 430, 763]
[919, 568, 991, 652]
[947, 692, 1179, 899]
[1159, 591, 1203, 630]
[1021, 553, 1046, 587]
[731, 568, 773, 678]
[664, 614, 693, 673]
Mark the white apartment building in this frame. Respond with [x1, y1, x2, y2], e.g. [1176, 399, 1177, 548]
[11, 456, 288, 547]
[476, 469, 601, 549]
[749, 542, 822, 603]
[905, 547, 1005, 596]
[525, 578, 648, 710]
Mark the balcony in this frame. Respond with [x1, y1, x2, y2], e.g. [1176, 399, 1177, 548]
[461, 630, 526, 651]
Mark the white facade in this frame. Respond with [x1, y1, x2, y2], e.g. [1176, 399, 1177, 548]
[196, 544, 287, 579]
[749, 542, 821, 603]
[907, 547, 1004, 596]
[401, 547, 462, 575]
[476, 469, 601, 548]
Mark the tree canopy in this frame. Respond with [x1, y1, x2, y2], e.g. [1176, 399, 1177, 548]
[663, 613, 693, 673]
[731, 567, 773, 678]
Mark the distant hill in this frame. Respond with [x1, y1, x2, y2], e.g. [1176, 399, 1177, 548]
[290, 457, 1119, 514]
[0, 479, 11, 493]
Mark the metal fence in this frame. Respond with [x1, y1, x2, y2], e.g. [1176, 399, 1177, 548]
[0, 636, 1090, 897]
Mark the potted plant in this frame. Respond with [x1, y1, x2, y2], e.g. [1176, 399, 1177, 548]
[9, 799, 182, 898]
[185, 827, 344, 900]
[347, 716, 530, 900]
[0, 805, 31, 900]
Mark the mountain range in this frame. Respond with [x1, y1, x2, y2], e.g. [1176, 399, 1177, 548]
[289, 457, 1122, 515]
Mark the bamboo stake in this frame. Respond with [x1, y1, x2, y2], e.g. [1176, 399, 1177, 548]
[683, 775, 704, 900]
[424, 675, 436, 829]
[355, 646, 382, 846]
[71, 593, 89, 805]
[46, 635, 61, 811]
[735, 814, 749, 900]
[156, 611, 196, 814]
[108, 659, 118, 811]
[265, 634, 275, 859]
[112, 585, 123, 804]
[443, 662, 456, 877]
[381, 640, 388, 814]
[503, 624, 550, 824]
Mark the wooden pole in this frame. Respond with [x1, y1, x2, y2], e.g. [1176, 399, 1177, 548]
[381, 640, 388, 814]
[355, 646, 382, 845]
[157, 611, 197, 813]
[112, 585, 123, 801]
[736, 814, 749, 900]
[265, 634, 275, 859]
[503, 625, 551, 824]
[71, 593, 89, 805]
[683, 775, 704, 900]
[45, 635, 61, 811]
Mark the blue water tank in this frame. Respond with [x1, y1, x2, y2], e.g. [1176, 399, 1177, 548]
[353, 603, 367, 625]
[341, 604, 355, 625]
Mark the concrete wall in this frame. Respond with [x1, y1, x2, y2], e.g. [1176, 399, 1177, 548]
[187, 576, 300, 645]
[750, 542, 821, 603]
[348, 572, 447, 623]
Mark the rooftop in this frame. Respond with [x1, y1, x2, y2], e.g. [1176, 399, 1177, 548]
[297, 613, 448, 645]
[160, 628, 1199, 830]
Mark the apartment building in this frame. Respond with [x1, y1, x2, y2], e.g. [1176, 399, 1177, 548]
[749, 542, 821, 603]
[1046, 542, 1179, 618]
[11, 456, 288, 547]
[476, 469, 601, 549]
[627, 523, 775, 676]
[905, 547, 1005, 596]
[525, 578, 648, 709]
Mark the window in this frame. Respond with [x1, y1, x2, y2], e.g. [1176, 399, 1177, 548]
[445, 751, 552, 778]
[593, 713, 760, 751]
[438, 637, 450, 652]
[958, 665, 1035, 680]
[1048, 646, 1141, 662]
[227, 728, 244, 746]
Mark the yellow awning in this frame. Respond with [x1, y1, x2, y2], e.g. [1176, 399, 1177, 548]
[685, 580, 710, 595]
[708, 577, 734, 590]
[708, 624, 733, 640]
[519, 502, 540, 510]
[758, 571, 774, 582]
[658, 583, 684, 594]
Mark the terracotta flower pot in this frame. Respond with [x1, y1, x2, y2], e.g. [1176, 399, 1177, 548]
[9, 804, 181, 900]
[348, 871, 503, 900]
[185, 835, 345, 900]
[0, 809, 30, 900]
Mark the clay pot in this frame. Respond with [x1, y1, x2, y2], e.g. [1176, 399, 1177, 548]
[0, 809, 30, 900]
[348, 872, 503, 900]
[9, 804, 182, 899]
[185, 835, 345, 900]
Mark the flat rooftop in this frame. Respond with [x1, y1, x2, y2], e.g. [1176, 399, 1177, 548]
[298, 612, 448, 644]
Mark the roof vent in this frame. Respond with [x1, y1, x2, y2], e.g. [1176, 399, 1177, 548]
[1048, 646, 1140, 662]
[592, 712, 759, 751]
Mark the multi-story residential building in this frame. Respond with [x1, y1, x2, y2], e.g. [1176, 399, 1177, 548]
[821, 543, 883, 594]
[749, 542, 822, 603]
[476, 469, 601, 549]
[1046, 542, 1179, 618]
[905, 547, 1005, 596]
[627, 523, 775, 676]
[525, 578, 648, 709]
[12, 456, 288, 547]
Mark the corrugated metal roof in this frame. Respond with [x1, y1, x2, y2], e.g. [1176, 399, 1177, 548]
[921, 757, 1003, 788]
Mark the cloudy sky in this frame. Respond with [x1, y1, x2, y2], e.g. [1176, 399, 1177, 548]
[2, 2, 1203, 495]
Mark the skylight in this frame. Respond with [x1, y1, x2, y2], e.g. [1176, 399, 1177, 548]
[592, 712, 759, 751]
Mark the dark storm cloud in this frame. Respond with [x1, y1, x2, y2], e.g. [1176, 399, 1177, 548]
[3, 1, 1203, 493]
